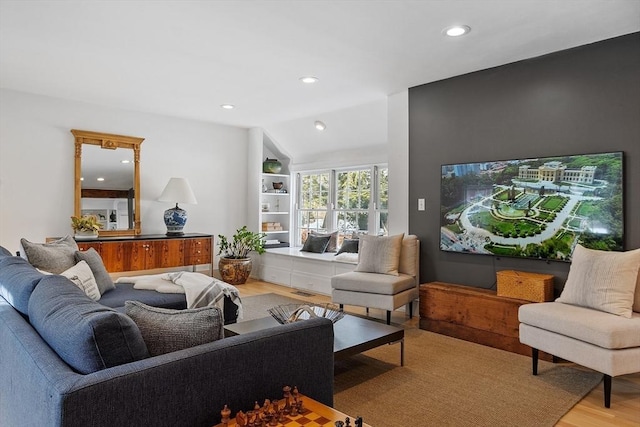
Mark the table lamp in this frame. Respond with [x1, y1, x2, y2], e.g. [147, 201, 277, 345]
[158, 177, 197, 235]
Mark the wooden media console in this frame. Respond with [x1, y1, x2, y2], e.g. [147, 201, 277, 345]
[419, 282, 552, 360]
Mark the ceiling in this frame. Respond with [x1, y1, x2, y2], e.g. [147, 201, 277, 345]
[1, 1, 638, 161]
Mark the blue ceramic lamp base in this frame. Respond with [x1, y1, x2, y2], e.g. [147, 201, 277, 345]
[164, 204, 187, 236]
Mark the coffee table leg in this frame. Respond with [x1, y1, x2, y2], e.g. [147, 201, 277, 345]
[389, 339, 405, 366]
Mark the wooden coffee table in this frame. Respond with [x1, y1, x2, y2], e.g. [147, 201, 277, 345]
[212, 393, 372, 427]
[224, 313, 405, 366]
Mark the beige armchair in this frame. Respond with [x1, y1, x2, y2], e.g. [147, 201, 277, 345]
[518, 245, 640, 408]
[331, 234, 420, 324]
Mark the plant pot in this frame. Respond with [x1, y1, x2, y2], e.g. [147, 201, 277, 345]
[218, 257, 252, 285]
[74, 230, 99, 240]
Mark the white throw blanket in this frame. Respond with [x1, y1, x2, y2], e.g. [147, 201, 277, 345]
[115, 272, 243, 319]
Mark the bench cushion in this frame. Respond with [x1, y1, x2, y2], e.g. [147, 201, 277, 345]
[331, 271, 415, 295]
[519, 302, 640, 349]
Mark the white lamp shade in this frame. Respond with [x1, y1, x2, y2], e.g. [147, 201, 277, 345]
[158, 177, 198, 204]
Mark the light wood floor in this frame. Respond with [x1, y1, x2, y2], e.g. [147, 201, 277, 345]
[239, 279, 640, 427]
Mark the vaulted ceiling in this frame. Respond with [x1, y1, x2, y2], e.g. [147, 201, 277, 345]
[1, 1, 638, 160]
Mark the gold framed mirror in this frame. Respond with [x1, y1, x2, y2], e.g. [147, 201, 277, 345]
[72, 129, 144, 236]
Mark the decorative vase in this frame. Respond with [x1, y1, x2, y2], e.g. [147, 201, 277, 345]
[262, 158, 282, 174]
[164, 203, 187, 236]
[74, 230, 98, 240]
[218, 257, 252, 285]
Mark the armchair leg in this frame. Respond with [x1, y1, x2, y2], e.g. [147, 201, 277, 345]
[532, 348, 539, 376]
[339, 304, 344, 311]
[386, 311, 391, 325]
[604, 375, 612, 408]
[408, 302, 414, 319]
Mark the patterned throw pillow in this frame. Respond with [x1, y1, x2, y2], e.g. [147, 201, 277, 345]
[20, 235, 79, 274]
[75, 248, 115, 295]
[354, 233, 404, 276]
[60, 260, 101, 301]
[125, 301, 224, 356]
[300, 234, 331, 254]
[556, 245, 640, 318]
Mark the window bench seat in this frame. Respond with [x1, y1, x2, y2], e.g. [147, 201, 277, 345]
[254, 247, 357, 295]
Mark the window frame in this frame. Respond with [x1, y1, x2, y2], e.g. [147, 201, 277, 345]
[294, 164, 388, 247]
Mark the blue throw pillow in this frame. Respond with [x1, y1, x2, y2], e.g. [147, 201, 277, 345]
[28, 275, 149, 374]
[0, 255, 46, 315]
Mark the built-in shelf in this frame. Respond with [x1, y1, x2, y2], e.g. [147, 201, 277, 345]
[260, 171, 291, 246]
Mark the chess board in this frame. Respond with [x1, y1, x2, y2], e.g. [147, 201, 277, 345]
[212, 393, 370, 427]
[276, 407, 333, 426]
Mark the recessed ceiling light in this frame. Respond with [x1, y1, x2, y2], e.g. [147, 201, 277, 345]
[80, 177, 84, 181]
[443, 25, 471, 37]
[220, 104, 235, 109]
[300, 76, 319, 84]
[97, 177, 105, 182]
[314, 121, 326, 131]
[121, 160, 131, 164]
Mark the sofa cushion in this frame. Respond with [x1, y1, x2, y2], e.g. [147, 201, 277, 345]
[27, 275, 149, 374]
[519, 302, 640, 349]
[75, 248, 115, 295]
[300, 234, 331, 254]
[125, 301, 224, 356]
[60, 260, 101, 301]
[20, 235, 79, 274]
[398, 235, 418, 277]
[99, 283, 187, 311]
[0, 255, 46, 315]
[556, 245, 640, 318]
[331, 271, 415, 295]
[354, 233, 404, 276]
[0, 245, 12, 258]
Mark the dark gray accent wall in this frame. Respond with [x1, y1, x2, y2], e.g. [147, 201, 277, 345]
[408, 33, 640, 292]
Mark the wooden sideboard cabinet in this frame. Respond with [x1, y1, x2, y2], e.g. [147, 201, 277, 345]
[75, 233, 213, 274]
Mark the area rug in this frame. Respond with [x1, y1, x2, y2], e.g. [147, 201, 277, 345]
[240, 293, 602, 426]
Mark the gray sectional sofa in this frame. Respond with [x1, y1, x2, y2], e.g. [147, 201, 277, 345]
[0, 246, 335, 427]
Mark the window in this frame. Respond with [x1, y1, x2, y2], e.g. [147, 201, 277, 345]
[296, 172, 330, 245]
[295, 165, 388, 247]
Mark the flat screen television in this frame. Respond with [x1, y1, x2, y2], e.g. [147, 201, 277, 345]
[440, 151, 624, 262]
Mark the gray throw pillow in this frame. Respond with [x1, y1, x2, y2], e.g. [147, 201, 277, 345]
[20, 235, 79, 274]
[75, 248, 115, 295]
[300, 234, 331, 253]
[336, 238, 359, 255]
[310, 231, 338, 252]
[125, 301, 224, 356]
[354, 233, 404, 276]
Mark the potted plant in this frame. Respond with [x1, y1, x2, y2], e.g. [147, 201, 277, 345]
[217, 226, 266, 285]
[70, 215, 103, 239]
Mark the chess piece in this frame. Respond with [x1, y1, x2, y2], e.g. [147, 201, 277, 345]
[345, 417, 351, 426]
[283, 385, 292, 414]
[355, 416, 363, 427]
[221, 405, 231, 425]
[236, 411, 247, 427]
[335, 422, 345, 427]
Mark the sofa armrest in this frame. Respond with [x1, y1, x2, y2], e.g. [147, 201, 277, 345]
[1, 298, 334, 427]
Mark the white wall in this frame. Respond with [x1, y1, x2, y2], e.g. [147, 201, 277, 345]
[387, 90, 409, 235]
[0, 89, 249, 255]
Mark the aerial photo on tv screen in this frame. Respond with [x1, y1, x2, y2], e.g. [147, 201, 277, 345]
[440, 152, 623, 261]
